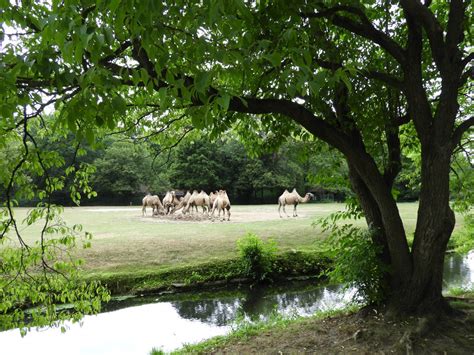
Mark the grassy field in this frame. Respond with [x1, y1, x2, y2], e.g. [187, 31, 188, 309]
[8, 202, 459, 275]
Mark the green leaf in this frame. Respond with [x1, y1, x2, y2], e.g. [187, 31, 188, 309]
[108, 0, 121, 12]
[338, 71, 352, 93]
[195, 71, 210, 93]
[85, 128, 94, 145]
[263, 52, 282, 67]
[216, 94, 231, 111]
[67, 115, 76, 132]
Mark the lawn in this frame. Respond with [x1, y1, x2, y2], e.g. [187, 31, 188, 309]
[5, 202, 444, 276]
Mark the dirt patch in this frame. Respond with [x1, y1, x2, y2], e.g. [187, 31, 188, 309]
[146, 213, 214, 223]
[82, 205, 322, 223]
[140, 210, 313, 223]
[207, 300, 474, 354]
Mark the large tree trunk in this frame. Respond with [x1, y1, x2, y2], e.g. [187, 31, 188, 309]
[391, 147, 456, 315]
[348, 146, 456, 316]
[348, 148, 413, 289]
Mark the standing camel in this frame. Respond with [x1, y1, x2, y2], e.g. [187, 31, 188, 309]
[142, 194, 164, 216]
[278, 188, 314, 218]
[211, 190, 231, 221]
[209, 191, 218, 209]
[183, 190, 211, 214]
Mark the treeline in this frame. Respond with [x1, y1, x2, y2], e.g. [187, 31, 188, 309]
[3, 130, 424, 206]
[86, 136, 349, 205]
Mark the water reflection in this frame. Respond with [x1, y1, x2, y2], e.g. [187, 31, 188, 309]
[443, 250, 474, 290]
[1, 251, 473, 355]
[171, 283, 355, 325]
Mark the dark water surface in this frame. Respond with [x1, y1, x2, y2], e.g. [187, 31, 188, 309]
[2, 251, 473, 355]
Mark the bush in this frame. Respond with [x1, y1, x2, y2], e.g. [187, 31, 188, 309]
[236, 233, 278, 282]
[324, 227, 388, 305]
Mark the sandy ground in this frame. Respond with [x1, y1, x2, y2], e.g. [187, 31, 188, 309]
[82, 205, 333, 223]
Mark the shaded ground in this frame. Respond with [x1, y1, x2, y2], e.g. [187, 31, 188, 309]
[197, 297, 474, 354]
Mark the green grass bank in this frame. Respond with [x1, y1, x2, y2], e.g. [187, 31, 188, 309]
[6, 202, 469, 295]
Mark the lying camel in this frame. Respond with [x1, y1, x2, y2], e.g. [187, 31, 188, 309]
[142, 194, 164, 216]
[278, 188, 314, 218]
[183, 190, 210, 214]
[211, 190, 231, 221]
[171, 190, 192, 214]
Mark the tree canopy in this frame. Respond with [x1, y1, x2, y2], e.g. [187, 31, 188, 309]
[0, 0, 473, 329]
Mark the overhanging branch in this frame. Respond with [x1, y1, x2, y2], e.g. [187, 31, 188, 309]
[301, 5, 406, 65]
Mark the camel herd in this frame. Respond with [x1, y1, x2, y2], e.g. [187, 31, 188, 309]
[142, 188, 314, 221]
[142, 189, 231, 221]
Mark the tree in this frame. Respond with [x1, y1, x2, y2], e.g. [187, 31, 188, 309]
[91, 137, 171, 202]
[1, 0, 472, 320]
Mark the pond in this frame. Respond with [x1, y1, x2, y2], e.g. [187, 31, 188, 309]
[2, 251, 473, 355]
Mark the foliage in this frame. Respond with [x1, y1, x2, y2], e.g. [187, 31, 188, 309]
[448, 214, 474, 254]
[0, 117, 109, 332]
[447, 287, 474, 297]
[314, 207, 387, 305]
[0, 205, 110, 334]
[91, 137, 171, 198]
[325, 228, 388, 305]
[237, 233, 278, 283]
[451, 149, 474, 214]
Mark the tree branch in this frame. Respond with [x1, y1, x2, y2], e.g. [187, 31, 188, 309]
[452, 116, 474, 146]
[461, 53, 474, 69]
[227, 96, 358, 156]
[301, 5, 406, 64]
[445, 0, 467, 55]
[460, 66, 473, 87]
[400, 0, 445, 68]
[98, 40, 132, 65]
[359, 69, 404, 90]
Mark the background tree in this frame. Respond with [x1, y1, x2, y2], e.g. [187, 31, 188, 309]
[91, 137, 171, 203]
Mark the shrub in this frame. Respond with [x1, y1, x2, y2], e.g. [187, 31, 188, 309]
[324, 227, 389, 305]
[236, 233, 278, 282]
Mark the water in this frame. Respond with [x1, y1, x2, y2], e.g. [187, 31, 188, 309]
[443, 251, 474, 291]
[1, 251, 473, 355]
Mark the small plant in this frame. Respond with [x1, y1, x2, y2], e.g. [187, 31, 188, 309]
[236, 233, 278, 282]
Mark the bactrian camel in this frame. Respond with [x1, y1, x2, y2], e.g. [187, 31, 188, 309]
[211, 190, 231, 221]
[209, 191, 218, 209]
[171, 190, 191, 214]
[183, 190, 211, 214]
[278, 188, 314, 218]
[142, 194, 164, 216]
[163, 190, 180, 214]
